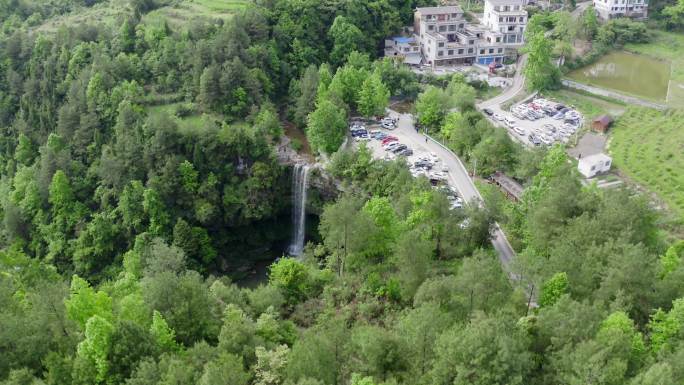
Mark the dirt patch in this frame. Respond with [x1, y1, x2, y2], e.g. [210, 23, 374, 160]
[567, 132, 607, 159]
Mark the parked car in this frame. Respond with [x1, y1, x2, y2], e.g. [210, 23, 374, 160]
[390, 144, 408, 153]
[397, 148, 413, 156]
[512, 126, 525, 136]
[505, 117, 516, 128]
[384, 142, 401, 151]
[528, 134, 542, 146]
[414, 160, 433, 170]
[381, 122, 395, 130]
[483, 108, 494, 116]
[493, 113, 505, 121]
[555, 104, 566, 111]
[351, 129, 368, 137]
[381, 136, 398, 145]
[542, 124, 556, 133]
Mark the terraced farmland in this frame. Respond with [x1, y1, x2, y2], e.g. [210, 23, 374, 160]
[609, 107, 684, 219]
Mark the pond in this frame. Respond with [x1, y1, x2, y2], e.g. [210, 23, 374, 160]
[567, 51, 671, 102]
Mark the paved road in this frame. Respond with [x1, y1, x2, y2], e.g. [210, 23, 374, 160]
[384, 110, 517, 269]
[477, 1, 591, 110]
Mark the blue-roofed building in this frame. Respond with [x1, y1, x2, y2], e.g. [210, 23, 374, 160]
[384, 36, 422, 66]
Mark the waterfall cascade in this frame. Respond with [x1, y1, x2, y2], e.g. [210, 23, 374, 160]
[288, 164, 310, 256]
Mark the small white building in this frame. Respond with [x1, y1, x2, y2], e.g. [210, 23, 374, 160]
[578, 153, 612, 178]
[593, 0, 648, 20]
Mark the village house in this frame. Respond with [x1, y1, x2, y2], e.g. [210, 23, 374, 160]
[386, 2, 527, 67]
[383, 36, 422, 66]
[593, 0, 648, 20]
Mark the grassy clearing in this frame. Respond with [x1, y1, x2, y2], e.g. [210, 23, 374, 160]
[608, 107, 684, 221]
[147, 103, 225, 135]
[143, 0, 250, 26]
[35, 0, 129, 33]
[624, 30, 684, 108]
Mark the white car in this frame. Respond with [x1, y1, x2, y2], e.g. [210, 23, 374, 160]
[540, 135, 554, 145]
[493, 113, 504, 121]
[505, 118, 516, 128]
[384, 142, 401, 151]
[381, 122, 395, 130]
[430, 171, 448, 180]
[512, 126, 525, 136]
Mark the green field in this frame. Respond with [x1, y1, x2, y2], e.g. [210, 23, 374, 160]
[148, 103, 225, 135]
[624, 30, 684, 107]
[542, 89, 626, 120]
[143, 0, 250, 26]
[35, 0, 251, 33]
[609, 107, 684, 220]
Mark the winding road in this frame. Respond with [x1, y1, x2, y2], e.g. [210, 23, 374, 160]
[384, 2, 593, 292]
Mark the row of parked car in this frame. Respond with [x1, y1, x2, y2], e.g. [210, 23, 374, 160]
[512, 98, 582, 125]
[380, 134, 414, 156]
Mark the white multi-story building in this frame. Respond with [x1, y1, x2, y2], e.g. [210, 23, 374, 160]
[413, 5, 509, 66]
[593, 0, 648, 20]
[482, 0, 528, 45]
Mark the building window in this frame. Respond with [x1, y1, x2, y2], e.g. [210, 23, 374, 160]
[468, 48, 474, 53]
[459, 23, 464, 28]
[480, 49, 485, 54]
[438, 50, 444, 56]
[489, 48, 494, 53]
[469, 40, 474, 44]
[499, 16, 503, 21]
[439, 25, 446, 32]
[519, 16, 525, 22]
[514, 5, 519, 10]
[498, 48, 503, 53]
[448, 49, 454, 55]
[428, 25, 434, 31]
[448, 24, 456, 31]
[451, 13, 459, 18]
[458, 49, 464, 54]
[438, 42, 444, 47]
[496, 37, 501, 42]
[495, 6, 500, 11]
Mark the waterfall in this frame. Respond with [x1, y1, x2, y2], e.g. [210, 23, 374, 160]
[288, 164, 310, 256]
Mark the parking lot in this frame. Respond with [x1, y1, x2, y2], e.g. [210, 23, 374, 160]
[350, 117, 465, 210]
[482, 97, 583, 148]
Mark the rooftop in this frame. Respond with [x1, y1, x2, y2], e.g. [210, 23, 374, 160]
[392, 36, 414, 44]
[579, 153, 612, 165]
[416, 6, 463, 15]
[592, 114, 613, 126]
[491, 172, 523, 200]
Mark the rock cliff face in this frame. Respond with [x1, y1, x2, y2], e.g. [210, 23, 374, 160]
[305, 166, 339, 214]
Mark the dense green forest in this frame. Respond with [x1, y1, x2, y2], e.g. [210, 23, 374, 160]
[2, 0, 684, 384]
